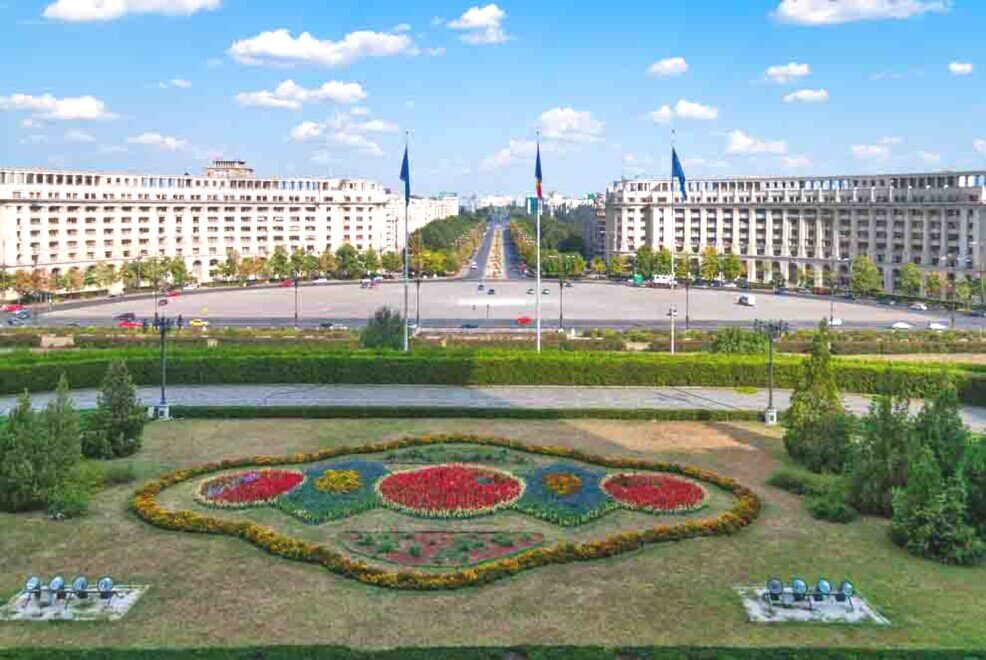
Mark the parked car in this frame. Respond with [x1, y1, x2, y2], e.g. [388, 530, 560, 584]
[910, 303, 928, 311]
[461, 322, 479, 329]
[526, 288, 535, 295]
[516, 316, 533, 326]
[182, 283, 200, 291]
[319, 321, 348, 330]
[928, 322, 949, 331]
[487, 288, 496, 295]
[1, 304, 25, 312]
[564, 281, 573, 288]
[541, 288, 550, 295]
[165, 290, 181, 298]
[114, 312, 137, 321]
[189, 318, 209, 328]
[278, 279, 294, 288]
[828, 317, 844, 327]
[117, 320, 141, 329]
[7, 318, 24, 326]
[891, 321, 913, 330]
[313, 278, 329, 284]
[738, 294, 757, 307]
[477, 284, 485, 291]
[722, 281, 738, 289]
[14, 309, 32, 319]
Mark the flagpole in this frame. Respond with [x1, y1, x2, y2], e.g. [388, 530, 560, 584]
[669, 129, 676, 356]
[535, 133, 542, 353]
[402, 131, 410, 353]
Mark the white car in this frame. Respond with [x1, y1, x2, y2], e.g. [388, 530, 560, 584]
[182, 283, 200, 291]
[891, 321, 913, 330]
[928, 322, 949, 331]
[909, 303, 928, 311]
[722, 281, 739, 289]
[828, 317, 844, 327]
[313, 278, 329, 284]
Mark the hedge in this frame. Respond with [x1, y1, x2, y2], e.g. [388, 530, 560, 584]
[2, 350, 983, 405]
[0, 648, 979, 659]
[169, 406, 766, 421]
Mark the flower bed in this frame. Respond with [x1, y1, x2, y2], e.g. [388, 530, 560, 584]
[341, 530, 545, 567]
[514, 463, 615, 526]
[195, 469, 304, 509]
[274, 459, 389, 524]
[133, 434, 761, 590]
[376, 464, 524, 518]
[602, 473, 708, 514]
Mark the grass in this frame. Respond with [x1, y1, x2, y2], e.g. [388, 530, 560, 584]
[0, 419, 983, 652]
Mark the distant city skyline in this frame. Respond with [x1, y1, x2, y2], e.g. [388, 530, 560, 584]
[2, 1, 984, 197]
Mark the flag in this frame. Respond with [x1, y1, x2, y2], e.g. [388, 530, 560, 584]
[672, 147, 687, 201]
[535, 143, 543, 200]
[399, 145, 410, 207]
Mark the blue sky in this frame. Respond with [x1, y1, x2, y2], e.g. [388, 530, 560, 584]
[2, 0, 984, 197]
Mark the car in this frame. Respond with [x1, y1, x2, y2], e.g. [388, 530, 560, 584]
[564, 281, 573, 288]
[1, 304, 25, 312]
[461, 322, 479, 329]
[738, 294, 757, 307]
[828, 317, 844, 327]
[910, 302, 928, 311]
[189, 319, 209, 328]
[477, 284, 485, 291]
[165, 289, 181, 298]
[891, 321, 913, 330]
[516, 316, 533, 326]
[278, 279, 294, 288]
[114, 312, 137, 321]
[313, 278, 329, 284]
[722, 282, 738, 289]
[7, 318, 24, 326]
[14, 309, 31, 319]
[542, 288, 550, 295]
[319, 321, 348, 330]
[182, 283, 200, 291]
[928, 322, 949, 331]
[774, 288, 789, 295]
[526, 288, 535, 295]
[487, 288, 496, 295]
[117, 320, 142, 329]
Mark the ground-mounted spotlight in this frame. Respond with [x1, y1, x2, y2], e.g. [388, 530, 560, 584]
[97, 576, 114, 601]
[814, 578, 832, 601]
[25, 576, 41, 597]
[72, 576, 89, 599]
[49, 575, 67, 601]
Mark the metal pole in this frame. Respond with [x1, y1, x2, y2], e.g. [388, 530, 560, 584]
[415, 277, 421, 330]
[767, 336, 775, 411]
[536, 192, 542, 352]
[159, 317, 167, 407]
[559, 277, 564, 330]
[670, 303, 676, 355]
[294, 276, 299, 328]
[685, 278, 690, 330]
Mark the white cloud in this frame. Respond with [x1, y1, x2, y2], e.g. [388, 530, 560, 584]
[783, 88, 829, 103]
[98, 144, 128, 155]
[20, 135, 48, 145]
[781, 155, 812, 168]
[229, 29, 415, 67]
[64, 129, 95, 142]
[917, 150, 941, 164]
[726, 130, 787, 155]
[127, 132, 188, 151]
[765, 61, 810, 83]
[948, 61, 973, 76]
[288, 112, 396, 157]
[20, 118, 42, 129]
[480, 139, 536, 171]
[539, 107, 604, 142]
[880, 136, 903, 145]
[974, 139, 986, 155]
[649, 99, 718, 123]
[647, 57, 688, 77]
[159, 78, 192, 89]
[236, 80, 367, 110]
[350, 107, 370, 116]
[447, 4, 509, 44]
[43, 0, 220, 21]
[772, 0, 948, 25]
[851, 144, 890, 159]
[290, 121, 325, 142]
[0, 93, 116, 121]
[392, 23, 411, 33]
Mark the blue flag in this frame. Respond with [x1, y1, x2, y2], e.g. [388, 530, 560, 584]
[672, 148, 687, 201]
[399, 145, 410, 207]
[535, 144, 543, 200]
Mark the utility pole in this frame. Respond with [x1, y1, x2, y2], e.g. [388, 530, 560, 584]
[668, 303, 678, 354]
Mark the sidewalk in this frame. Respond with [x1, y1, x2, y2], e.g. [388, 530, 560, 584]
[3, 384, 983, 430]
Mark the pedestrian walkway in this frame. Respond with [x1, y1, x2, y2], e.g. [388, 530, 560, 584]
[3, 384, 984, 431]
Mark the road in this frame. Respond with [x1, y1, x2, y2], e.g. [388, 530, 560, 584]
[3, 385, 983, 430]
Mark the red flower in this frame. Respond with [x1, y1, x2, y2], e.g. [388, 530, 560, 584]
[197, 470, 304, 508]
[602, 473, 707, 513]
[377, 464, 524, 517]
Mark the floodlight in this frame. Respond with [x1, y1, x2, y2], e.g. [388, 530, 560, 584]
[791, 577, 808, 596]
[839, 579, 854, 597]
[72, 576, 88, 598]
[25, 576, 41, 595]
[815, 578, 832, 596]
[50, 575, 67, 600]
[766, 578, 783, 597]
[97, 576, 114, 600]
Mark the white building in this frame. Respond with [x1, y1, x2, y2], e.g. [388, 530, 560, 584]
[385, 193, 461, 251]
[478, 194, 523, 209]
[605, 171, 986, 291]
[0, 160, 394, 283]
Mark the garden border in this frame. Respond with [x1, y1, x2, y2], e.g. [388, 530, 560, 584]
[131, 434, 761, 590]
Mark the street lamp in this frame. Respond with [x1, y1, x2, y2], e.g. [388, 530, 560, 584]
[151, 309, 178, 420]
[293, 274, 300, 328]
[415, 274, 422, 330]
[754, 319, 789, 425]
[667, 303, 679, 355]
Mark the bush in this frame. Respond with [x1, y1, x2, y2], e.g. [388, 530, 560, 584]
[83, 360, 146, 459]
[805, 482, 859, 523]
[360, 306, 404, 350]
[964, 436, 985, 539]
[848, 382, 912, 516]
[766, 467, 830, 496]
[710, 328, 768, 354]
[101, 461, 138, 486]
[784, 410, 856, 474]
[46, 465, 94, 519]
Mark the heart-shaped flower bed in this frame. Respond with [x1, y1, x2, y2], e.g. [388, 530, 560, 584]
[196, 469, 304, 508]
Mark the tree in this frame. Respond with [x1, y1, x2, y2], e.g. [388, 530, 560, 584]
[675, 253, 694, 281]
[635, 246, 656, 279]
[83, 360, 146, 459]
[268, 246, 290, 280]
[65, 267, 84, 293]
[363, 247, 380, 275]
[318, 248, 338, 277]
[719, 252, 744, 282]
[955, 279, 972, 310]
[216, 251, 240, 282]
[607, 254, 628, 278]
[590, 257, 607, 276]
[654, 247, 673, 275]
[289, 249, 307, 277]
[699, 246, 720, 281]
[93, 262, 118, 289]
[360, 306, 404, 350]
[850, 254, 882, 296]
[167, 257, 190, 287]
[925, 271, 944, 298]
[849, 379, 912, 516]
[13, 270, 34, 297]
[569, 254, 586, 277]
[710, 328, 768, 354]
[335, 244, 362, 279]
[912, 377, 969, 480]
[380, 251, 402, 274]
[899, 263, 923, 297]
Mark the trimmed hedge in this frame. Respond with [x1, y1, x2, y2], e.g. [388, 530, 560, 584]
[169, 406, 766, 421]
[3, 350, 983, 405]
[0, 648, 979, 659]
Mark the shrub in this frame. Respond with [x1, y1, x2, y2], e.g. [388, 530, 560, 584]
[100, 461, 138, 486]
[46, 466, 93, 519]
[912, 376, 969, 480]
[964, 436, 986, 539]
[711, 328, 768, 354]
[361, 306, 404, 350]
[805, 482, 858, 523]
[83, 360, 146, 459]
[848, 382, 912, 516]
[766, 467, 830, 496]
[784, 410, 856, 474]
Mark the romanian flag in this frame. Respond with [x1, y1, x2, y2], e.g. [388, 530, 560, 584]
[535, 143, 543, 200]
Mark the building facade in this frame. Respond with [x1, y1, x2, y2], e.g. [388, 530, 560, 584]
[605, 171, 986, 291]
[0, 160, 394, 283]
[385, 193, 460, 251]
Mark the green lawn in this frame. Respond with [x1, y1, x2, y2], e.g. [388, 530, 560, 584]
[0, 419, 983, 651]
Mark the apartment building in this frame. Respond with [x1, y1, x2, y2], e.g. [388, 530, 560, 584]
[582, 193, 606, 259]
[385, 193, 461, 251]
[0, 160, 392, 283]
[605, 171, 986, 291]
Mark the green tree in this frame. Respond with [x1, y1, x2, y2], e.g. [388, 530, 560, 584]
[360, 306, 404, 350]
[912, 377, 969, 480]
[607, 254, 628, 278]
[167, 257, 189, 287]
[590, 257, 607, 276]
[899, 263, 923, 297]
[93, 262, 118, 289]
[268, 246, 290, 280]
[965, 438, 986, 539]
[569, 253, 586, 277]
[654, 246, 673, 275]
[0, 393, 46, 511]
[335, 244, 362, 279]
[699, 246, 720, 281]
[83, 360, 146, 459]
[289, 249, 307, 277]
[955, 279, 972, 310]
[318, 248, 338, 277]
[719, 252, 744, 282]
[363, 247, 380, 274]
[849, 378, 912, 516]
[851, 254, 882, 296]
[710, 328, 768, 354]
[635, 246, 656, 279]
[216, 251, 240, 282]
[925, 271, 944, 298]
[381, 251, 402, 274]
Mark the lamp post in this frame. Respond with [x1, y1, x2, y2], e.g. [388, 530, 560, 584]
[668, 303, 678, 355]
[754, 319, 789, 425]
[151, 309, 177, 420]
[685, 276, 691, 330]
[293, 274, 300, 329]
[415, 275, 422, 330]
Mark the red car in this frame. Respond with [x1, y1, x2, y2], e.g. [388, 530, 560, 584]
[117, 320, 142, 329]
[516, 316, 533, 326]
[2, 304, 25, 312]
[278, 279, 294, 288]
[165, 290, 181, 298]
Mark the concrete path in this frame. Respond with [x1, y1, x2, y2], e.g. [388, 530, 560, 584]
[3, 385, 983, 431]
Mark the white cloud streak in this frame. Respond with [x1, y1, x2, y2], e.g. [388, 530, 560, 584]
[726, 130, 787, 155]
[236, 80, 367, 110]
[0, 93, 116, 120]
[127, 132, 188, 151]
[948, 61, 973, 75]
[447, 4, 509, 44]
[772, 0, 948, 25]
[647, 57, 688, 77]
[765, 61, 810, 83]
[649, 99, 718, 123]
[783, 88, 829, 103]
[43, 0, 220, 21]
[539, 107, 604, 142]
[229, 29, 415, 67]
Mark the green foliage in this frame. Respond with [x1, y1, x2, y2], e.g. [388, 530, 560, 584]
[766, 467, 832, 496]
[965, 437, 986, 538]
[805, 480, 858, 523]
[851, 254, 883, 296]
[360, 306, 405, 350]
[719, 252, 744, 281]
[710, 328, 768, 355]
[784, 410, 856, 474]
[899, 263, 923, 296]
[699, 246, 720, 281]
[912, 375, 969, 479]
[83, 360, 146, 459]
[848, 379, 912, 516]
[46, 463, 94, 519]
[891, 444, 983, 565]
